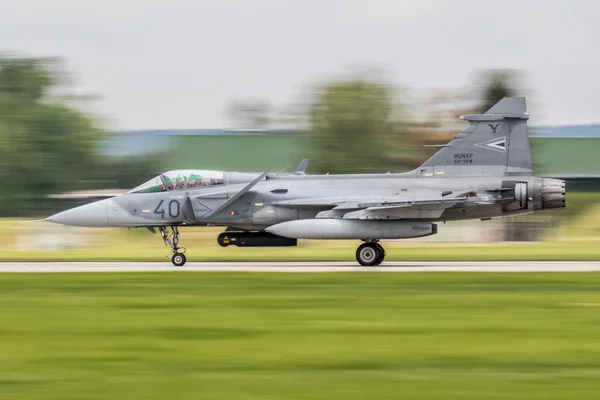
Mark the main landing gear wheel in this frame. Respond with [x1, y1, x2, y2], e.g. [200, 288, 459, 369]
[159, 226, 187, 266]
[356, 242, 385, 266]
[172, 253, 187, 267]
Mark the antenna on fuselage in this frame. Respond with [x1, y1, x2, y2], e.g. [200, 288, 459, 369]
[275, 165, 293, 176]
[294, 159, 309, 175]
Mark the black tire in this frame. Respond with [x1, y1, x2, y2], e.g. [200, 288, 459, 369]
[172, 253, 187, 266]
[356, 243, 381, 266]
[375, 244, 386, 265]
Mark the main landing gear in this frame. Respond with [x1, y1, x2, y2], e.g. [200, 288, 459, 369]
[159, 226, 187, 266]
[356, 240, 385, 266]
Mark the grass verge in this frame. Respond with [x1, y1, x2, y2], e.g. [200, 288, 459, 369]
[1, 273, 600, 399]
[1, 240, 600, 261]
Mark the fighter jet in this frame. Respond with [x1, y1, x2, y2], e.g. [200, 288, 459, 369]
[46, 98, 566, 266]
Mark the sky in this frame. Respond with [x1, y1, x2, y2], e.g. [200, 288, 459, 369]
[2, 0, 599, 129]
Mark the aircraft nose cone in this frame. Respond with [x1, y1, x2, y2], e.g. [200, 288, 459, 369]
[46, 199, 109, 227]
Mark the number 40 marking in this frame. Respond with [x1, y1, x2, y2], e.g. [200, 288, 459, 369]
[154, 200, 180, 219]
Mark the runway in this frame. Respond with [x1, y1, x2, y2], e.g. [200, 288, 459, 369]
[1, 261, 600, 273]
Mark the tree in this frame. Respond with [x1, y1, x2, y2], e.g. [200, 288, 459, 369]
[307, 76, 418, 174]
[476, 69, 520, 113]
[0, 55, 106, 216]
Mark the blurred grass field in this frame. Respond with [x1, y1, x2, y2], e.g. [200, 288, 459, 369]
[3, 240, 600, 262]
[2, 273, 600, 399]
[6, 225, 600, 262]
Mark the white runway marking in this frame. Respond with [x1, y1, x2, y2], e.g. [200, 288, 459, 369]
[0, 261, 600, 273]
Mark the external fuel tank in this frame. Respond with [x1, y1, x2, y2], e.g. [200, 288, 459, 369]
[266, 219, 437, 240]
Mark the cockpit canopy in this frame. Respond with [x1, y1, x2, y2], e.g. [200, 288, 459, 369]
[128, 170, 225, 193]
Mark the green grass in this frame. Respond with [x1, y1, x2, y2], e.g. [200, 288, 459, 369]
[1, 273, 600, 399]
[2, 241, 600, 261]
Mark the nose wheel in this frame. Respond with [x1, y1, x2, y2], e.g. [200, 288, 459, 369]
[171, 253, 187, 267]
[159, 226, 187, 266]
[356, 241, 385, 266]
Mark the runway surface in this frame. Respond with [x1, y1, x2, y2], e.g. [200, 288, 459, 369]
[1, 261, 600, 273]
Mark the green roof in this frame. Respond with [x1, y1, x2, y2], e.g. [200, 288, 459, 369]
[531, 138, 600, 175]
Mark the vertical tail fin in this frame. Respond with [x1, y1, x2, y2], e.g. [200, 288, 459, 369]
[420, 97, 532, 176]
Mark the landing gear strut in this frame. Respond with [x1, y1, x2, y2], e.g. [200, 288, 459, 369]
[159, 226, 187, 266]
[356, 240, 385, 266]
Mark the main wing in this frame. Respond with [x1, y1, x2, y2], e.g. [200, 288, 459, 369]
[273, 194, 468, 220]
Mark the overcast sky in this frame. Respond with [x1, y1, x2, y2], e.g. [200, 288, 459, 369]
[2, 0, 599, 129]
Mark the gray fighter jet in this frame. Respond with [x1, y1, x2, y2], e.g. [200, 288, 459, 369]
[46, 98, 566, 266]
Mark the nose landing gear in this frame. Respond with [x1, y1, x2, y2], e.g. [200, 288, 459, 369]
[356, 240, 385, 266]
[159, 226, 187, 266]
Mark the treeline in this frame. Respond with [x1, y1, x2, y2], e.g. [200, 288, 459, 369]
[230, 69, 523, 173]
[0, 55, 156, 216]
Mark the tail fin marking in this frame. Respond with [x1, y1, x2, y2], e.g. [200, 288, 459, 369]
[419, 97, 532, 176]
